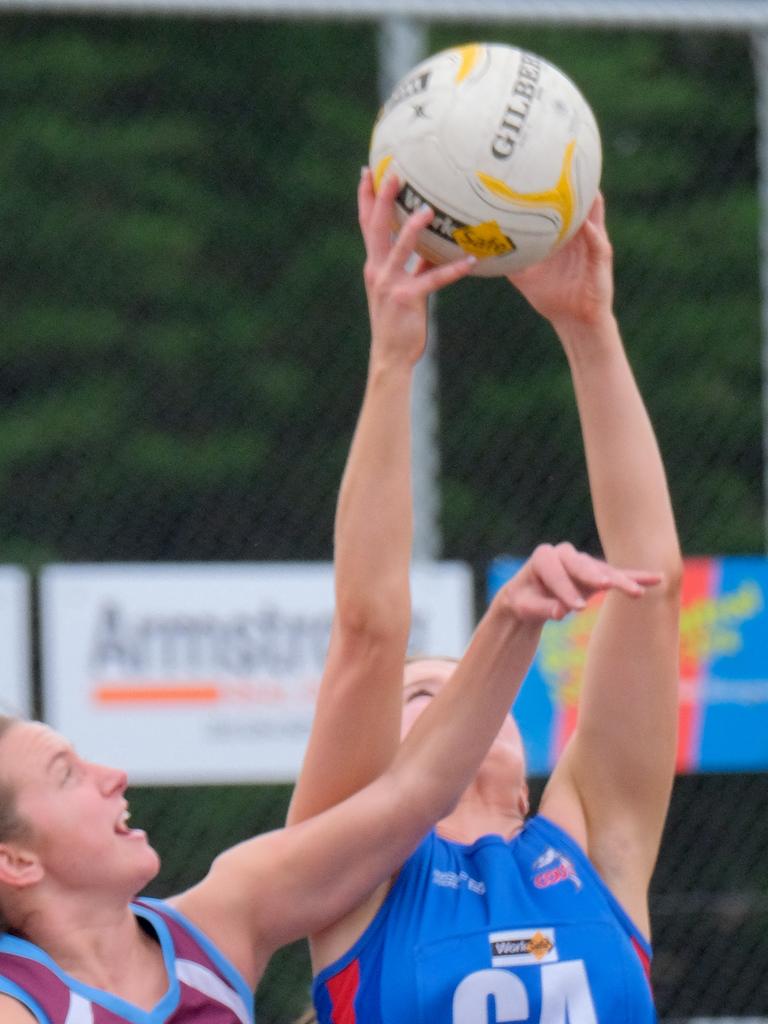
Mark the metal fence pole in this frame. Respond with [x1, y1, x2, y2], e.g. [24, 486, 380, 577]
[753, 30, 768, 551]
[377, 17, 440, 560]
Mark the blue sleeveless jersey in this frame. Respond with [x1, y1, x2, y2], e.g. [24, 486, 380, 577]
[0, 897, 254, 1024]
[313, 815, 655, 1024]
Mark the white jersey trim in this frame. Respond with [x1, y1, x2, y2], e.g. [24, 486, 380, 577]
[64, 992, 94, 1024]
[175, 958, 251, 1024]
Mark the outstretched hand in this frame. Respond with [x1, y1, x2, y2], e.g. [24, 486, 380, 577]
[506, 192, 614, 330]
[499, 541, 661, 626]
[359, 168, 476, 366]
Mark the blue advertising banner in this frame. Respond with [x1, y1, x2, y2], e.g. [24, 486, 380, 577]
[488, 556, 768, 774]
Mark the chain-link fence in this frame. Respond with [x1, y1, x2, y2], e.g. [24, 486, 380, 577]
[0, 8, 766, 1022]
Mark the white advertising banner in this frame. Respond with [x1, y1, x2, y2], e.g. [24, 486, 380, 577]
[40, 561, 474, 784]
[0, 567, 31, 717]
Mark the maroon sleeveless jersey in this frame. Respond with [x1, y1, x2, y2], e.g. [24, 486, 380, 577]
[0, 897, 254, 1023]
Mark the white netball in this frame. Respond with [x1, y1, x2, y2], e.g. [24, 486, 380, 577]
[369, 42, 602, 276]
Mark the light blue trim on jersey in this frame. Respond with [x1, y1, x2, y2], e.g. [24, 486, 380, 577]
[0, 903, 182, 1023]
[138, 897, 255, 1022]
[0, 976, 52, 1024]
[0, 898, 257, 1024]
[531, 815, 653, 960]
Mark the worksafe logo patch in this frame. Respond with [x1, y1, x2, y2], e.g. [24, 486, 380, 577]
[489, 928, 558, 967]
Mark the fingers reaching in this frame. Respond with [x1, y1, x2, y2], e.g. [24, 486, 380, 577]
[357, 166, 376, 237]
[361, 170, 402, 264]
[528, 543, 590, 612]
[388, 203, 476, 291]
[415, 254, 477, 292]
[554, 543, 661, 599]
[361, 165, 476, 301]
[388, 201, 437, 270]
[586, 190, 605, 229]
[503, 542, 662, 626]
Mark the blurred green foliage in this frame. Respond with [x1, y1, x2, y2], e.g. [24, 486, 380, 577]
[0, 14, 377, 565]
[0, 17, 762, 571]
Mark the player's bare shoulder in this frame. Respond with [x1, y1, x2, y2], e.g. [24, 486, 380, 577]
[0, 993, 37, 1023]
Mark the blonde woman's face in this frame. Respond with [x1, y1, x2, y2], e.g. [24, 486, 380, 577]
[401, 658, 526, 761]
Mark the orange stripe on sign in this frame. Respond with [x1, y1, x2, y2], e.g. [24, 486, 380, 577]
[94, 684, 221, 704]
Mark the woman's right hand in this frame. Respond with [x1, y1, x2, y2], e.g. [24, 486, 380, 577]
[506, 192, 615, 334]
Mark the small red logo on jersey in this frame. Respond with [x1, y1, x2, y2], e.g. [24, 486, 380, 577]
[532, 849, 582, 891]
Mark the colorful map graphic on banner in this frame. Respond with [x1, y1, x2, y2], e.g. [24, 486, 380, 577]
[487, 557, 768, 774]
